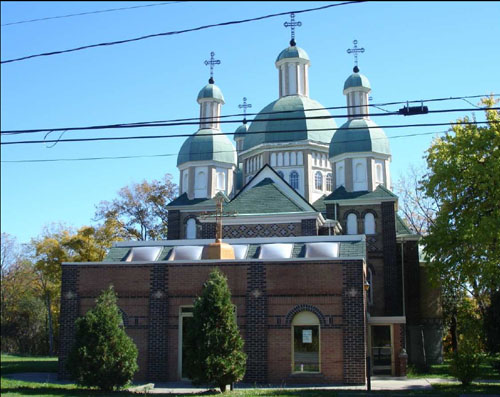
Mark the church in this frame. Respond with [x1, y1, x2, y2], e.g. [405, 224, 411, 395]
[58, 17, 442, 385]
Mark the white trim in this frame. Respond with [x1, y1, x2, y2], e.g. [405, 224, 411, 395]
[330, 151, 391, 164]
[178, 161, 236, 170]
[240, 141, 328, 159]
[368, 316, 406, 325]
[62, 256, 366, 266]
[326, 198, 397, 206]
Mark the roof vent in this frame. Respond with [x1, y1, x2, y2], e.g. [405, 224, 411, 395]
[125, 246, 162, 262]
[258, 243, 293, 259]
[304, 242, 339, 258]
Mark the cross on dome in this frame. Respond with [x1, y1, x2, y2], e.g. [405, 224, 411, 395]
[284, 13, 302, 46]
[238, 97, 252, 123]
[204, 51, 221, 84]
[347, 40, 365, 71]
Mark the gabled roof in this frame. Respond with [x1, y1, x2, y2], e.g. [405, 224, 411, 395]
[167, 193, 218, 208]
[324, 185, 398, 202]
[231, 164, 318, 215]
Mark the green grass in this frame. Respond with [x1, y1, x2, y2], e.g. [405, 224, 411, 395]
[1, 354, 499, 396]
[407, 356, 500, 380]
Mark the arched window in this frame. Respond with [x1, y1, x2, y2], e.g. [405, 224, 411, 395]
[290, 152, 297, 165]
[292, 311, 320, 373]
[217, 171, 226, 191]
[347, 213, 358, 235]
[297, 152, 303, 165]
[355, 163, 365, 183]
[364, 213, 375, 235]
[376, 162, 384, 185]
[336, 165, 345, 188]
[195, 171, 207, 198]
[271, 153, 277, 167]
[182, 171, 189, 194]
[314, 171, 323, 190]
[290, 171, 299, 190]
[326, 173, 333, 191]
[186, 218, 196, 239]
[284, 152, 290, 166]
[278, 153, 283, 166]
[277, 170, 285, 179]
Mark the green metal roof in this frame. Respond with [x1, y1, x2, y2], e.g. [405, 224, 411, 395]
[224, 178, 306, 214]
[325, 185, 397, 202]
[167, 193, 217, 208]
[312, 195, 327, 213]
[235, 123, 249, 137]
[197, 83, 225, 103]
[243, 96, 336, 151]
[329, 118, 390, 158]
[177, 128, 237, 166]
[276, 45, 310, 63]
[344, 72, 371, 92]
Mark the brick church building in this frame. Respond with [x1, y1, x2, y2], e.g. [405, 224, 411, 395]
[58, 32, 442, 385]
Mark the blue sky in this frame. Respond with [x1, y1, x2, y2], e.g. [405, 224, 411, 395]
[2, 1, 499, 244]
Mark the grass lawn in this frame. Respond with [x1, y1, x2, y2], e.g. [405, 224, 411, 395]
[2, 354, 500, 396]
[407, 356, 500, 380]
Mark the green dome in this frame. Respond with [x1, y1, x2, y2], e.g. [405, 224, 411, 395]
[234, 123, 249, 138]
[243, 96, 337, 151]
[329, 118, 390, 158]
[343, 72, 371, 92]
[197, 83, 225, 103]
[276, 45, 310, 63]
[177, 128, 236, 166]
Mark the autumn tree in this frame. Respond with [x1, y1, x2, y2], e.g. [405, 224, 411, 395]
[95, 174, 177, 241]
[421, 97, 500, 317]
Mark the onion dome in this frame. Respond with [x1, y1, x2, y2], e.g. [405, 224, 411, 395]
[197, 80, 225, 104]
[243, 96, 336, 151]
[235, 123, 249, 137]
[276, 45, 310, 63]
[177, 129, 237, 166]
[329, 118, 390, 158]
[343, 66, 371, 93]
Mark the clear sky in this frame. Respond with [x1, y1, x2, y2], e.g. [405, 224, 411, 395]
[2, 1, 499, 244]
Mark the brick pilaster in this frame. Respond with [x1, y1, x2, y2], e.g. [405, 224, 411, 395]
[147, 264, 169, 381]
[58, 266, 79, 379]
[301, 219, 318, 236]
[381, 202, 402, 315]
[202, 222, 216, 239]
[167, 210, 180, 240]
[244, 262, 268, 383]
[342, 260, 366, 384]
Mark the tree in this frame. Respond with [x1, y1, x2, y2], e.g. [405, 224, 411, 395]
[67, 285, 138, 391]
[421, 97, 500, 316]
[185, 268, 246, 392]
[95, 174, 177, 241]
[484, 289, 500, 354]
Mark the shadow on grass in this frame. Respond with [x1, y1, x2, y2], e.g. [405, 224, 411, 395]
[1, 360, 59, 375]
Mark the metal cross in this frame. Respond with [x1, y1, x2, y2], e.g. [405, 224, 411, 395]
[238, 97, 252, 119]
[346, 40, 365, 67]
[284, 13, 302, 44]
[204, 51, 221, 81]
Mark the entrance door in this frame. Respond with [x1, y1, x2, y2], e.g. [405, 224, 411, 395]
[178, 307, 194, 379]
[371, 325, 393, 375]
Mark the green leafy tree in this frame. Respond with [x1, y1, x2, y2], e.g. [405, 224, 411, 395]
[185, 268, 246, 392]
[421, 98, 500, 316]
[95, 173, 177, 240]
[67, 285, 138, 391]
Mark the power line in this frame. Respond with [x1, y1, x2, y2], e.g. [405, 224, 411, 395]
[2, 120, 496, 146]
[0, 129, 453, 164]
[1, 1, 364, 64]
[1, 2, 186, 27]
[2, 98, 497, 136]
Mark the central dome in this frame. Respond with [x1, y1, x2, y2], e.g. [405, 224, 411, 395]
[243, 96, 337, 151]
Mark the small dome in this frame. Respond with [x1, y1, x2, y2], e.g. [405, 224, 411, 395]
[234, 123, 249, 138]
[177, 128, 236, 166]
[197, 83, 225, 104]
[343, 70, 371, 93]
[243, 96, 336, 151]
[276, 45, 310, 63]
[329, 118, 390, 159]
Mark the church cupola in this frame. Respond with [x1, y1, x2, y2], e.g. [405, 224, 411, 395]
[177, 52, 237, 200]
[329, 41, 391, 193]
[275, 13, 310, 98]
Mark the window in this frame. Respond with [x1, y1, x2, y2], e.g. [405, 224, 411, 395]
[186, 218, 196, 239]
[292, 311, 320, 373]
[375, 162, 384, 185]
[182, 171, 189, 194]
[336, 162, 345, 188]
[217, 171, 225, 191]
[297, 151, 303, 165]
[347, 213, 358, 235]
[364, 213, 375, 235]
[355, 163, 365, 183]
[321, 154, 327, 168]
[179, 306, 194, 379]
[290, 152, 297, 165]
[290, 171, 299, 190]
[278, 153, 283, 166]
[326, 173, 333, 191]
[314, 171, 323, 190]
[284, 152, 290, 166]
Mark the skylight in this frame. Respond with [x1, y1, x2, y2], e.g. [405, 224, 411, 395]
[168, 246, 204, 261]
[125, 246, 162, 262]
[258, 243, 293, 259]
[231, 244, 249, 260]
[304, 242, 339, 258]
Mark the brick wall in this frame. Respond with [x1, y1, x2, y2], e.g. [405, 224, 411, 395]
[167, 210, 180, 240]
[301, 219, 318, 236]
